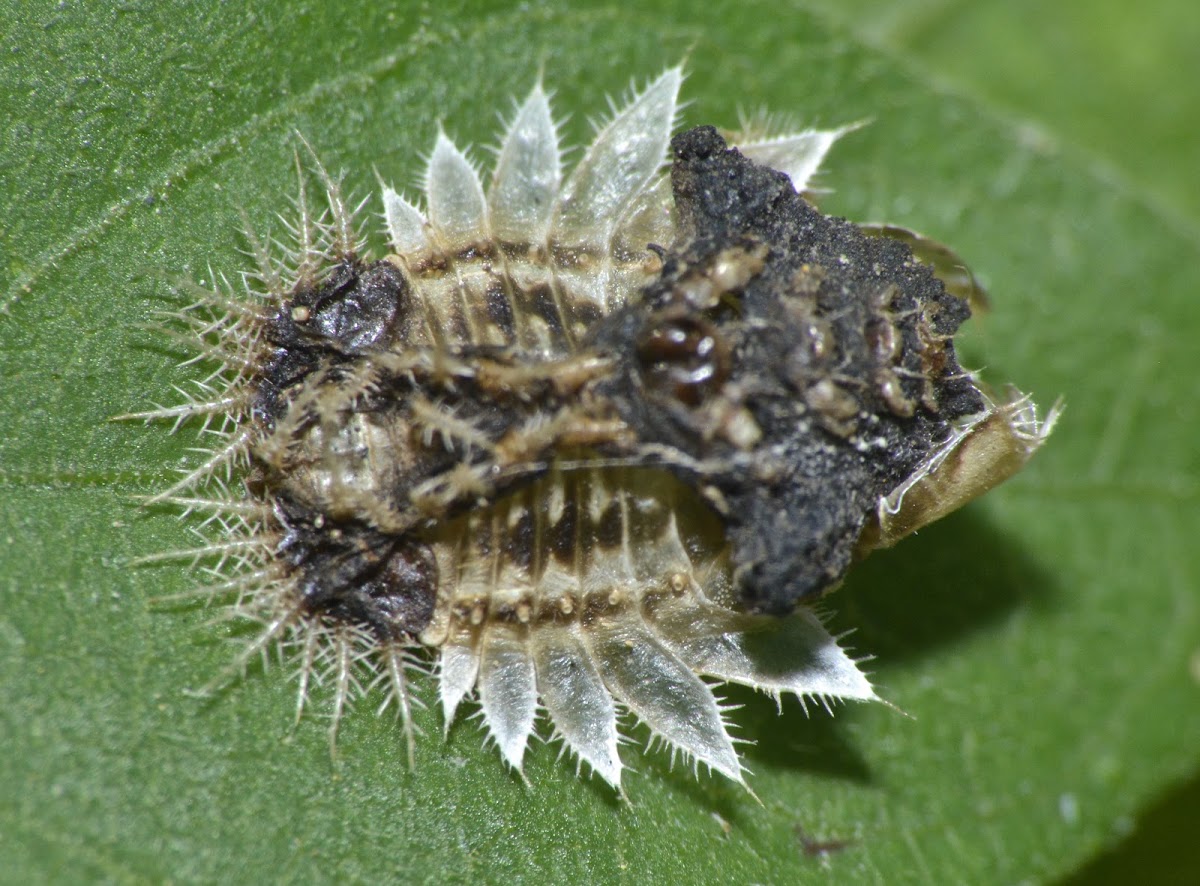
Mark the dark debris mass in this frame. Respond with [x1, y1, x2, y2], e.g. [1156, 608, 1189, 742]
[591, 127, 984, 612]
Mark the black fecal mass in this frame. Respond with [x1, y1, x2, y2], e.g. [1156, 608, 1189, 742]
[253, 258, 408, 424]
[273, 496, 438, 642]
[589, 126, 986, 614]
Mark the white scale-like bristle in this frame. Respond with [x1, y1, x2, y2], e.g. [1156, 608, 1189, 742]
[551, 68, 682, 250]
[382, 187, 429, 256]
[738, 123, 861, 195]
[488, 81, 562, 243]
[425, 129, 489, 251]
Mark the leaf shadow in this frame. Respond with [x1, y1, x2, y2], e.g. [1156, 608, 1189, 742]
[734, 504, 1060, 783]
[732, 689, 876, 785]
[839, 505, 1061, 663]
[623, 720, 762, 822]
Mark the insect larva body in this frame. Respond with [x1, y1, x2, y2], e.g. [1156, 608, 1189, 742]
[123, 67, 1055, 791]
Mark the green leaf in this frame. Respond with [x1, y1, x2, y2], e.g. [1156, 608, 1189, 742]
[2, 2, 1196, 883]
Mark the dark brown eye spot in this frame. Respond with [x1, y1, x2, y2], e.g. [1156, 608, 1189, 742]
[635, 311, 728, 406]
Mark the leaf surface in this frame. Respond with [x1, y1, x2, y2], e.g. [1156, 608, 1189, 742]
[2, 2, 1197, 883]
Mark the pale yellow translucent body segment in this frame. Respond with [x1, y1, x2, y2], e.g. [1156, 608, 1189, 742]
[420, 467, 755, 786]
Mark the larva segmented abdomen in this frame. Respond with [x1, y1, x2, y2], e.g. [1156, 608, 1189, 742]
[426, 467, 740, 783]
[356, 69, 793, 783]
[383, 73, 674, 355]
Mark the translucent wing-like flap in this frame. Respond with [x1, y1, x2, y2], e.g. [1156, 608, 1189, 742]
[737, 124, 856, 194]
[586, 613, 744, 784]
[532, 624, 623, 788]
[551, 67, 682, 248]
[612, 174, 672, 258]
[858, 222, 991, 313]
[863, 391, 1061, 551]
[382, 186, 431, 256]
[477, 625, 538, 773]
[425, 130, 488, 250]
[672, 609, 879, 703]
[489, 82, 562, 242]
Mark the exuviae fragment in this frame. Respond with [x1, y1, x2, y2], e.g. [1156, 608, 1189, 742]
[120, 67, 1056, 791]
